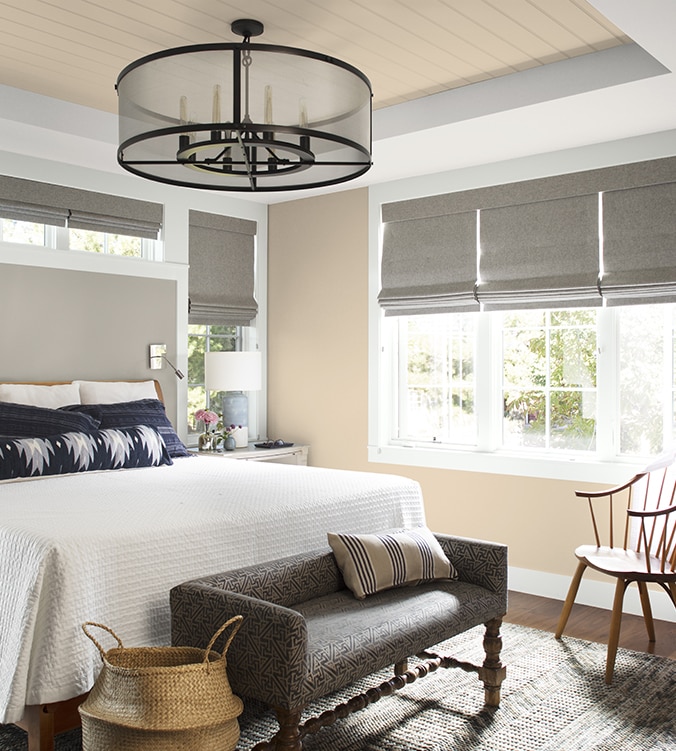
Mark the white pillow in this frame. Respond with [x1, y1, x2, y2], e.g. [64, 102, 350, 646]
[0, 382, 81, 408]
[75, 380, 158, 404]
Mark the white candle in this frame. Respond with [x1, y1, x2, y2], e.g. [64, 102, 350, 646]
[264, 85, 273, 124]
[212, 84, 221, 123]
[299, 98, 308, 128]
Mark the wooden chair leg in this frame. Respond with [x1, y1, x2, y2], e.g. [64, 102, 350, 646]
[555, 561, 587, 638]
[636, 581, 656, 642]
[606, 578, 627, 684]
[668, 581, 676, 608]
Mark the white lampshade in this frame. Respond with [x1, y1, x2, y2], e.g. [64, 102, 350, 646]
[205, 351, 262, 392]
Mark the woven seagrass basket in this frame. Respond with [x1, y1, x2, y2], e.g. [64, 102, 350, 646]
[79, 616, 244, 751]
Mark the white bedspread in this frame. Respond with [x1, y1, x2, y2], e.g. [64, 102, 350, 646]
[0, 456, 425, 724]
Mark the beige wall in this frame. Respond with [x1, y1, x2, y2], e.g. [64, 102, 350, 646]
[268, 188, 598, 585]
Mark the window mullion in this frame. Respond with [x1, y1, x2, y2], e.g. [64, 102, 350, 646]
[662, 306, 672, 448]
[396, 318, 408, 440]
[596, 307, 616, 460]
[476, 311, 496, 451]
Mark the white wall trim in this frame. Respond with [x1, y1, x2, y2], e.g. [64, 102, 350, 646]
[509, 565, 676, 623]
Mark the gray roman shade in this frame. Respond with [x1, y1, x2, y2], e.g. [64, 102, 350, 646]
[0, 175, 162, 238]
[188, 210, 258, 326]
[601, 181, 676, 305]
[0, 200, 68, 227]
[478, 194, 601, 310]
[378, 156, 676, 316]
[379, 203, 478, 315]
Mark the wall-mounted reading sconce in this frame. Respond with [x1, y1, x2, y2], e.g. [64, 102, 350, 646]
[149, 344, 185, 379]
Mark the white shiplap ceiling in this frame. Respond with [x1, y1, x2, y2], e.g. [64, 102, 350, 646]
[0, 1, 675, 202]
[0, 0, 630, 115]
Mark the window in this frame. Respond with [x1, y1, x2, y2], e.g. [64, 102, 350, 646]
[0, 218, 160, 260]
[380, 304, 676, 475]
[1, 218, 45, 245]
[187, 324, 240, 437]
[69, 228, 143, 257]
[0, 176, 163, 259]
[501, 310, 597, 452]
[397, 314, 477, 446]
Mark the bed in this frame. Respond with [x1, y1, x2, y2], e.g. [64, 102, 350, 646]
[0, 380, 426, 749]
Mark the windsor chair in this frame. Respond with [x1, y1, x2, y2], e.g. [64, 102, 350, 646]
[555, 450, 676, 683]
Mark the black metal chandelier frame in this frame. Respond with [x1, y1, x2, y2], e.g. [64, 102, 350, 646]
[116, 20, 373, 192]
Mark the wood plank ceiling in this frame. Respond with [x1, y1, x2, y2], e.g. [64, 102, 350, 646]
[0, 0, 630, 115]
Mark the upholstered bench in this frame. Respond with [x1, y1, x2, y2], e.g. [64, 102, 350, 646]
[170, 530, 507, 751]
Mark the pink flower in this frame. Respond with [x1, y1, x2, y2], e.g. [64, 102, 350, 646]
[194, 409, 219, 426]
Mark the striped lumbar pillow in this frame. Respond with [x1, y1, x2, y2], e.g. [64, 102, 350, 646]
[327, 527, 457, 600]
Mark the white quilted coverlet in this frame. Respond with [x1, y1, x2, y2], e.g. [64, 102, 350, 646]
[0, 456, 425, 723]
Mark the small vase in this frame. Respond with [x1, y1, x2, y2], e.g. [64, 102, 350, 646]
[198, 433, 217, 451]
[224, 435, 236, 451]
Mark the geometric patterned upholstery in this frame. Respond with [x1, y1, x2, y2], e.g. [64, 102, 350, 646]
[170, 533, 508, 711]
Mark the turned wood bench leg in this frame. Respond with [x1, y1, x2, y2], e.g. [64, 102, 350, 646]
[273, 707, 305, 751]
[478, 617, 506, 707]
[251, 706, 304, 751]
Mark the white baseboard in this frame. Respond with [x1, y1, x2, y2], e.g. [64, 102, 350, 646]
[509, 566, 676, 623]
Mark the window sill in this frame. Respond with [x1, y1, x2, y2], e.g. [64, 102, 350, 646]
[367, 444, 645, 484]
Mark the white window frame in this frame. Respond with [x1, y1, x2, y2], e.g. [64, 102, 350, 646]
[0, 220, 162, 261]
[186, 324, 262, 447]
[370, 307, 659, 484]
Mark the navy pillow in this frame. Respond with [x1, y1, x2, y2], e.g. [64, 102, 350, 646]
[0, 401, 101, 437]
[0, 425, 173, 481]
[64, 399, 190, 458]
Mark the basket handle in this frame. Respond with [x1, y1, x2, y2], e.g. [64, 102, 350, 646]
[82, 621, 124, 659]
[203, 615, 244, 663]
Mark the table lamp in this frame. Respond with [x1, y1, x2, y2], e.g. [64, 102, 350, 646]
[204, 351, 262, 448]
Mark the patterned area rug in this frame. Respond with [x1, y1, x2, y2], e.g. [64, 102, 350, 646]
[2, 622, 674, 750]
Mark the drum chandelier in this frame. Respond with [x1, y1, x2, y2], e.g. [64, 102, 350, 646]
[116, 19, 373, 192]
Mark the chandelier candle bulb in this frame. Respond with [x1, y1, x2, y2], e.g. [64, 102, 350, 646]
[264, 85, 273, 125]
[179, 95, 189, 150]
[299, 98, 308, 128]
[212, 84, 221, 123]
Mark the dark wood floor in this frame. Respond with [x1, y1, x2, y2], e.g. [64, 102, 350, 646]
[505, 590, 676, 659]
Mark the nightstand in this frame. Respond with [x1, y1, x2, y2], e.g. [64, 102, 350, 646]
[192, 444, 309, 466]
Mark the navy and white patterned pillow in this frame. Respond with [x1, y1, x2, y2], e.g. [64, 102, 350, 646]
[0, 425, 173, 481]
[0, 401, 101, 437]
[63, 399, 190, 458]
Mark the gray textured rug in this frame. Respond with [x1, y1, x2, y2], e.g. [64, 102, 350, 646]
[2, 622, 674, 750]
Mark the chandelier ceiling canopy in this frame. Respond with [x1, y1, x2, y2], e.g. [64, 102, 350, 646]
[116, 19, 373, 192]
